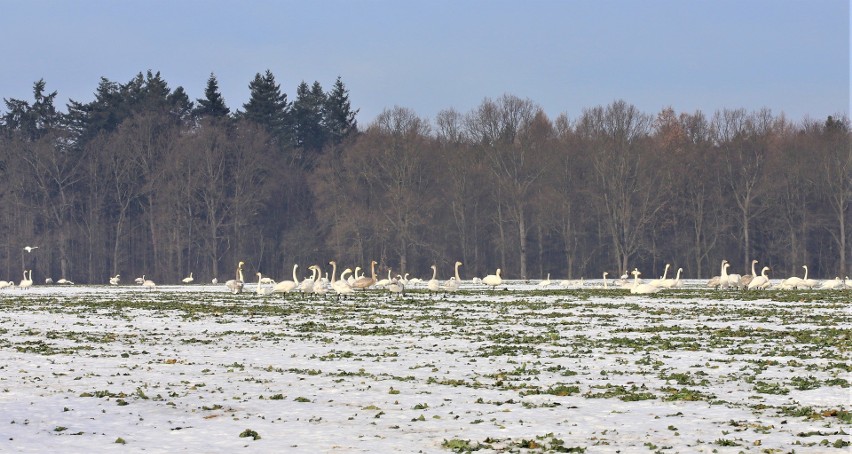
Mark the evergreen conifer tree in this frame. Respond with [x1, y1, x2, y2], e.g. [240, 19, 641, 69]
[292, 80, 328, 154]
[324, 76, 358, 144]
[241, 70, 292, 148]
[194, 73, 230, 119]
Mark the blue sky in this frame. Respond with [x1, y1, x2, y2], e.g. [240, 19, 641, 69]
[1, 0, 848, 125]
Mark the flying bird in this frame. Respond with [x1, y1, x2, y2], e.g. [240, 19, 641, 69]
[24, 246, 38, 253]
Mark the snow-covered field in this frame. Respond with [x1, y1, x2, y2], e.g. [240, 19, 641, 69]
[0, 281, 849, 453]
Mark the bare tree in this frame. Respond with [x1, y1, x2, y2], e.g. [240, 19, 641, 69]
[103, 123, 146, 277]
[465, 95, 552, 279]
[18, 131, 85, 280]
[358, 107, 434, 274]
[819, 115, 851, 276]
[581, 100, 663, 272]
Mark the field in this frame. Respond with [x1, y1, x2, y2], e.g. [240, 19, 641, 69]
[0, 281, 849, 453]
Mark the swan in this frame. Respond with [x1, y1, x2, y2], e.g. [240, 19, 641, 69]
[602, 271, 609, 288]
[706, 275, 721, 288]
[538, 272, 552, 287]
[142, 276, 156, 289]
[376, 268, 392, 288]
[619, 270, 629, 285]
[471, 276, 482, 284]
[650, 264, 671, 287]
[225, 261, 245, 294]
[19, 270, 33, 290]
[273, 264, 299, 293]
[739, 260, 758, 288]
[748, 266, 771, 290]
[442, 261, 463, 292]
[0, 280, 11, 289]
[672, 268, 684, 288]
[821, 277, 842, 290]
[57, 278, 74, 285]
[781, 266, 806, 289]
[427, 265, 441, 293]
[801, 265, 818, 289]
[23, 246, 38, 253]
[329, 261, 354, 298]
[256, 273, 275, 285]
[559, 277, 584, 288]
[630, 269, 661, 294]
[720, 261, 742, 289]
[312, 266, 328, 294]
[44, 277, 53, 284]
[182, 272, 194, 284]
[135, 276, 145, 284]
[109, 274, 121, 285]
[707, 260, 726, 288]
[348, 267, 360, 286]
[300, 266, 318, 293]
[725, 263, 742, 288]
[212, 277, 218, 284]
[387, 275, 405, 297]
[255, 272, 273, 295]
[482, 268, 502, 289]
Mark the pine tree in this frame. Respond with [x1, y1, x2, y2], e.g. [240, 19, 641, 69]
[1, 79, 61, 141]
[194, 73, 230, 119]
[324, 76, 358, 144]
[292, 80, 328, 154]
[240, 70, 292, 148]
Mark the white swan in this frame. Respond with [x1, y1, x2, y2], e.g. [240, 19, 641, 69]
[300, 266, 317, 293]
[482, 268, 502, 289]
[821, 277, 842, 290]
[312, 266, 327, 294]
[650, 264, 671, 287]
[273, 264, 299, 293]
[801, 265, 818, 289]
[255, 272, 272, 295]
[630, 269, 661, 294]
[726, 263, 742, 288]
[257, 273, 275, 285]
[225, 261, 245, 294]
[142, 276, 156, 289]
[348, 267, 360, 286]
[0, 280, 11, 289]
[376, 268, 392, 288]
[722, 262, 741, 288]
[352, 261, 377, 289]
[442, 261, 463, 292]
[748, 266, 771, 290]
[739, 260, 758, 288]
[329, 261, 354, 298]
[427, 265, 441, 293]
[135, 276, 145, 285]
[601, 271, 609, 288]
[23, 246, 38, 253]
[57, 278, 74, 285]
[109, 274, 121, 285]
[19, 270, 33, 290]
[661, 268, 683, 289]
[538, 272, 552, 287]
[182, 272, 194, 284]
[781, 266, 806, 289]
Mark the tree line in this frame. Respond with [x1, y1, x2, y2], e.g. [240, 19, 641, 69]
[0, 70, 848, 285]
